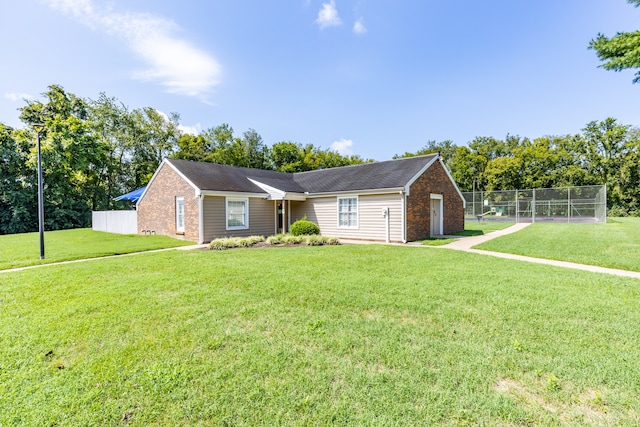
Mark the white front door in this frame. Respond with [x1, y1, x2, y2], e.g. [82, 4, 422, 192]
[430, 196, 442, 236]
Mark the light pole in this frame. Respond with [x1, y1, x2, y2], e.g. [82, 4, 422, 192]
[32, 123, 45, 260]
[472, 179, 477, 217]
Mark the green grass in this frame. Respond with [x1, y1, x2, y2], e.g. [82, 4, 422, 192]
[420, 237, 456, 246]
[0, 228, 192, 270]
[475, 217, 640, 272]
[419, 221, 516, 245]
[460, 220, 516, 236]
[1, 245, 639, 425]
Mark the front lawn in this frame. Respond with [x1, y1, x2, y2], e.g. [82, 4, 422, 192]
[1, 245, 639, 425]
[475, 217, 640, 272]
[460, 220, 516, 236]
[0, 228, 192, 270]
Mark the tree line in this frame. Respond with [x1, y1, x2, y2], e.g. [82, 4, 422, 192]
[0, 85, 367, 234]
[2, 85, 640, 236]
[394, 117, 640, 216]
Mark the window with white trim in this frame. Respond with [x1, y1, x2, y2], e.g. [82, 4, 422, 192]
[338, 196, 358, 228]
[226, 198, 249, 230]
[176, 196, 185, 232]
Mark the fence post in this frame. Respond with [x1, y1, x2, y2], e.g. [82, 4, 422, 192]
[568, 187, 571, 223]
[532, 189, 536, 223]
[515, 189, 518, 223]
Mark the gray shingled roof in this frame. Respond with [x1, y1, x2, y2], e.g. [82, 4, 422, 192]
[293, 154, 437, 193]
[166, 154, 438, 195]
[167, 159, 304, 193]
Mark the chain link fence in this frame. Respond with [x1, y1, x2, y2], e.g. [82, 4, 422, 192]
[463, 185, 606, 223]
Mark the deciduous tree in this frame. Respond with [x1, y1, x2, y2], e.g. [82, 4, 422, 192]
[589, 0, 640, 83]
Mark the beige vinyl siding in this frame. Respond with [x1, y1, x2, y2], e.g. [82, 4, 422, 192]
[291, 193, 403, 242]
[203, 196, 274, 242]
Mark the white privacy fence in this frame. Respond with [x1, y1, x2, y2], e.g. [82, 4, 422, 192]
[92, 210, 138, 234]
[462, 185, 607, 223]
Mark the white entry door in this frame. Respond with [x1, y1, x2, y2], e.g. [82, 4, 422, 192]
[430, 196, 442, 236]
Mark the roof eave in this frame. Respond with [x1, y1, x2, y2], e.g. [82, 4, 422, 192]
[200, 190, 269, 198]
[304, 187, 405, 198]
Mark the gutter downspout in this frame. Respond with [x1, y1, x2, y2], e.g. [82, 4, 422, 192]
[198, 192, 204, 244]
[385, 207, 390, 243]
[401, 191, 407, 243]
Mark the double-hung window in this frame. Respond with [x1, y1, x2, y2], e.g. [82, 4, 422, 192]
[226, 198, 249, 230]
[176, 196, 185, 233]
[338, 196, 358, 228]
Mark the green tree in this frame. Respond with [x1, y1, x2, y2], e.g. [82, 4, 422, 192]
[270, 141, 306, 172]
[129, 108, 180, 187]
[393, 140, 457, 165]
[581, 118, 630, 206]
[483, 156, 523, 191]
[617, 128, 640, 214]
[589, 0, 640, 83]
[469, 136, 511, 161]
[174, 134, 209, 162]
[88, 93, 137, 208]
[447, 146, 487, 191]
[18, 86, 110, 229]
[512, 137, 560, 189]
[0, 124, 36, 234]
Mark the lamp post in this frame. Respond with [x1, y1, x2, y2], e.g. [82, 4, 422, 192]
[32, 123, 45, 260]
[472, 179, 477, 217]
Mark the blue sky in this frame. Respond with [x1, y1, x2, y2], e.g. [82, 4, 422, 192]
[1, 0, 639, 160]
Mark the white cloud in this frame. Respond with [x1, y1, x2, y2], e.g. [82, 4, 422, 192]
[178, 123, 201, 135]
[331, 138, 354, 155]
[316, 0, 342, 29]
[44, 0, 221, 99]
[4, 92, 34, 102]
[353, 18, 367, 35]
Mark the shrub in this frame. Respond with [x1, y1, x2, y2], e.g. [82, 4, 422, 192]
[323, 236, 340, 245]
[306, 235, 328, 246]
[209, 235, 264, 250]
[608, 205, 629, 217]
[290, 218, 320, 236]
[281, 235, 304, 245]
[266, 234, 286, 245]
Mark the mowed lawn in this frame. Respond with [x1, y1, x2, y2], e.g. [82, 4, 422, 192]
[475, 217, 640, 272]
[0, 229, 192, 270]
[462, 220, 515, 235]
[1, 245, 639, 426]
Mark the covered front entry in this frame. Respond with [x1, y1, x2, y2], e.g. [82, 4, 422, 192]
[275, 200, 291, 234]
[430, 194, 443, 236]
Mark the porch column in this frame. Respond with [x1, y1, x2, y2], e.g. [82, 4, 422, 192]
[282, 201, 286, 233]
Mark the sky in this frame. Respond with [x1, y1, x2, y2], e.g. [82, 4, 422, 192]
[1, 0, 639, 161]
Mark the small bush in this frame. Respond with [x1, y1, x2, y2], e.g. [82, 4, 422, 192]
[323, 236, 340, 245]
[211, 234, 339, 249]
[209, 235, 264, 250]
[281, 235, 304, 245]
[290, 218, 320, 236]
[608, 205, 629, 217]
[266, 234, 286, 245]
[305, 235, 321, 246]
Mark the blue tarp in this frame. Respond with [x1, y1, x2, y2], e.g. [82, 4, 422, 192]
[114, 186, 146, 202]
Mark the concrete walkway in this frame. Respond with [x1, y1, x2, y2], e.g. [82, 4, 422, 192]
[440, 223, 640, 280]
[440, 222, 531, 250]
[0, 244, 208, 275]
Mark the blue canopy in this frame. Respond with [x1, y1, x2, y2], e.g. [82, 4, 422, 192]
[114, 186, 146, 202]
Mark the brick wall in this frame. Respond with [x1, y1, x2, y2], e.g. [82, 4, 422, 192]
[405, 159, 464, 241]
[137, 162, 200, 242]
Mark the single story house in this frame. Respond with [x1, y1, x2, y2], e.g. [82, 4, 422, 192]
[136, 154, 465, 244]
